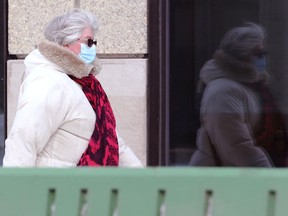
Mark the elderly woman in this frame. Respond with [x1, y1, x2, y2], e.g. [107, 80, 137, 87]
[3, 9, 143, 167]
[190, 22, 288, 167]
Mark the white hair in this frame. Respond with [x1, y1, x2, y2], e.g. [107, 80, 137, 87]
[219, 22, 266, 59]
[44, 9, 99, 46]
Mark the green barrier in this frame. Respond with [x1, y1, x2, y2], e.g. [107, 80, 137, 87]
[0, 167, 288, 216]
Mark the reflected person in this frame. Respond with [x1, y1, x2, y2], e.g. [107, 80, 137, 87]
[190, 22, 288, 167]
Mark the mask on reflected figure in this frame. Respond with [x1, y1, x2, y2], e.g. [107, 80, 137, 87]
[252, 55, 266, 74]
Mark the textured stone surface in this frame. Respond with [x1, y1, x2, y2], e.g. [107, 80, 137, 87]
[8, 0, 75, 54]
[81, 0, 147, 54]
[7, 59, 147, 165]
[8, 0, 147, 55]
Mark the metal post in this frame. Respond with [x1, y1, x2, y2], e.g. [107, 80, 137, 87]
[0, 0, 8, 163]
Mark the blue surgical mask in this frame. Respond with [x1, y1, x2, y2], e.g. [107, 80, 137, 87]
[252, 55, 266, 74]
[78, 44, 96, 64]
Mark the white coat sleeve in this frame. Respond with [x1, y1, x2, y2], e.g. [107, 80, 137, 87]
[3, 75, 68, 167]
[117, 132, 144, 168]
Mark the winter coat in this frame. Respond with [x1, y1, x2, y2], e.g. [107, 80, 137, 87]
[3, 40, 143, 168]
[190, 50, 273, 167]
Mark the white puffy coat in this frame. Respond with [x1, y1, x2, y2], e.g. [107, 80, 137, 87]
[3, 40, 143, 168]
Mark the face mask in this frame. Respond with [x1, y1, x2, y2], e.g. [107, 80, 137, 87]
[78, 44, 96, 64]
[251, 55, 266, 74]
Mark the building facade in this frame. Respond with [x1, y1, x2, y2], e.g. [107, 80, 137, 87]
[1, 0, 288, 166]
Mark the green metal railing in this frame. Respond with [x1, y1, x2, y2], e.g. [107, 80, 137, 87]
[0, 167, 288, 216]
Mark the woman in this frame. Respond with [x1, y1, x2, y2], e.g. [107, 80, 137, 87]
[3, 9, 143, 167]
[190, 22, 288, 167]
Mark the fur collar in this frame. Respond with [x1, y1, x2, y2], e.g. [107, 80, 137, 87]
[213, 49, 269, 83]
[37, 40, 101, 79]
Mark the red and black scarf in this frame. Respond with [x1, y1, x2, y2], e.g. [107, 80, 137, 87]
[246, 82, 288, 167]
[69, 74, 119, 166]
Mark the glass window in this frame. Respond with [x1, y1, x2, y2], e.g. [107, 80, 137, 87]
[169, 0, 288, 167]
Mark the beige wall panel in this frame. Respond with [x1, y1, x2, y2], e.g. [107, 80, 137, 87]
[81, 0, 147, 54]
[8, 0, 75, 54]
[109, 95, 146, 165]
[7, 59, 147, 165]
[6, 61, 25, 131]
[97, 59, 147, 164]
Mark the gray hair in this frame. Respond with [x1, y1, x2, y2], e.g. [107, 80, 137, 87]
[44, 9, 99, 46]
[219, 22, 266, 59]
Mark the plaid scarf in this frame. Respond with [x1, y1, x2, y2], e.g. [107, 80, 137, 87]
[69, 74, 119, 166]
[246, 82, 288, 167]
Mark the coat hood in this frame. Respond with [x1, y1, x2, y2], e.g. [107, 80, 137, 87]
[200, 49, 269, 85]
[24, 40, 101, 79]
